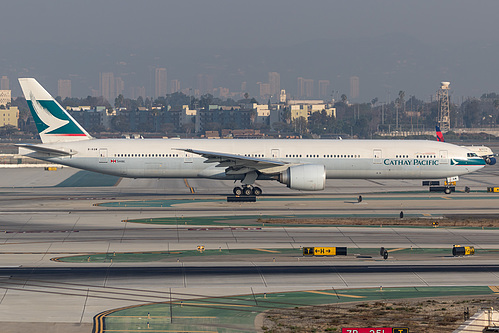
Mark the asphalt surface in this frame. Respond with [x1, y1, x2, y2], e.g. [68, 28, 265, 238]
[1, 166, 499, 328]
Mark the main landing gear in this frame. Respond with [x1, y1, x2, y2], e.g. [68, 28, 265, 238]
[233, 185, 262, 196]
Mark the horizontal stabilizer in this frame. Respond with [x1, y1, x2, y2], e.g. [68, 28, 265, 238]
[16, 143, 76, 156]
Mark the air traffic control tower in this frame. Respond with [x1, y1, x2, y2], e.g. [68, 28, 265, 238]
[438, 81, 451, 132]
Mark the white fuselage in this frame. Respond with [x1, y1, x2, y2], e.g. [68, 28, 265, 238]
[25, 139, 485, 181]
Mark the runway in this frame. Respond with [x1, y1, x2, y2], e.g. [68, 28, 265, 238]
[0, 166, 499, 331]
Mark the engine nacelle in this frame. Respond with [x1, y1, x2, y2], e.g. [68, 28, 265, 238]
[278, 164, 326, 191]
[486, 157, 496, 165]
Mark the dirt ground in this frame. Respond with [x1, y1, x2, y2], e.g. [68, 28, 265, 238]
[262, 295, 499, 332]
[261, 216, 499, 228]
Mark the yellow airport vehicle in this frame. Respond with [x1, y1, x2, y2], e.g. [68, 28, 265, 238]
[487, 187, 499, 193]
[303, 247, 347, 256]
[452, 245, 475, 256]
[44, 166, 58, 171]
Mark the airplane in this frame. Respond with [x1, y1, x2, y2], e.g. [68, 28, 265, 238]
[436, 125, 496, 165]
[18, 78, 487, 196]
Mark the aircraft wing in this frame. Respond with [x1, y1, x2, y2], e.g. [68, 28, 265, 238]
[176, 148, 290, 175]
[16, 144, 76, 156]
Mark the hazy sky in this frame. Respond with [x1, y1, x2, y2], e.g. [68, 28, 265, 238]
[2, 1, 499, 100]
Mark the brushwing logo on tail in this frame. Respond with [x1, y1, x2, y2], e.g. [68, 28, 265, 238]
[30, 93, 69, 134]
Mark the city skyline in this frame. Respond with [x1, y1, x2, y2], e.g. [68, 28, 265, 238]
[2, 1, 499, 102]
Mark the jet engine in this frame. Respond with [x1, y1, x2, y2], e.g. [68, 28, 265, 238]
[278, 164, 326, 191]
[485, 156, 497, 165]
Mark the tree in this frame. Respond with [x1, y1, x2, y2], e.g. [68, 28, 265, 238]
[115, 94, 125, 109]
[249, 109, 257, 125]
[341, 94, 348, 103]
[137, 96, 144, 107]
[293, 116, 308, 135]
[462, 100, 481, 128]
[282, 108, 291, 124]
[181, 122, 195, 134]
[271, 122, 292, 133]
[395, 90, 405, 129]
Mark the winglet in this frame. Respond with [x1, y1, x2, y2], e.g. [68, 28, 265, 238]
[19, 78, 92, 143]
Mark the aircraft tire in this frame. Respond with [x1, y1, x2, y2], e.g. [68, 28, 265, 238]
[243, 187, 253, 196]
[252, 187, 262, 196]
[233, 187, 243, 196]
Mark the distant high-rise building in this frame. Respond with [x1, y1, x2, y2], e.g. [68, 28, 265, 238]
[155, 68, 167, 98]
[100, 72, 115, 104]
[350, 76, 359, 100]
[297, 77, 305, 97]
[241, 81, 247, 93]
[115, 77, 124, 98]
[170, 79, 180, 94]
[1, 76, 9, 90]
[318, 80, 330, 100]
[57, 79, 71, 100]
[196, 74, 213, 95]
[217, 87, 230, 98]
[268, 72, 280, 99]
[258, 82, 271, 100]
[129, 86, 146, 100]
[304, 79, 314, 98]
[297, 77, 314, 98]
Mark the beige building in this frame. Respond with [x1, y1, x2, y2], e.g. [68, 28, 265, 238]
[1, 106, 19, 128]
[288, 100, 336, 121]
[290, 104, 309, 120]
[0, 90, 11, 107]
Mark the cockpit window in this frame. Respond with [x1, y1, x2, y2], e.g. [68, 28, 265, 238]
[467, 152, 478, 157]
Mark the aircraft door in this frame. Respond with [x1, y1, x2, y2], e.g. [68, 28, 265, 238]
[373, 149, 382, 164]
[271, 149, 280, 158]
[184, 152, 193, 163]
[99, 148, 108, 163]
[439, 150, 448, 164]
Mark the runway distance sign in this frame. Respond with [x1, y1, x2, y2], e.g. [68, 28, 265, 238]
[342, 328, 408, 333]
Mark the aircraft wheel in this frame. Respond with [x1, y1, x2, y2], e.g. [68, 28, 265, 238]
[233, 187, 243, 196]
[252, 187, 262, 196]
[444, 187, 451, 194]
[243, 187, 253, 196]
